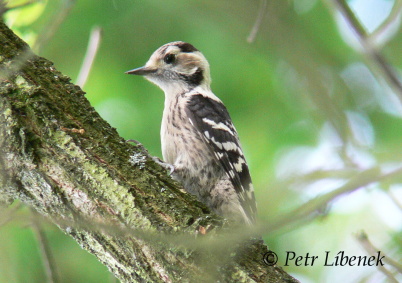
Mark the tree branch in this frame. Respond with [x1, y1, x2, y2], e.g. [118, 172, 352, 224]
[328, 0, 402, 102]
[355, 231, 401, 283]
[0, 20, 298, 282]
[247, 0, 267, 43]
[31, 210, 60, 283]
[76, 26, 102, 88]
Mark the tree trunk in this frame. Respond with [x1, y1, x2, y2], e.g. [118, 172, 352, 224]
[0, 20, 298, 283]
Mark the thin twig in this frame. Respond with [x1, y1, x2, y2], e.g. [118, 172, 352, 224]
[11, 209, 251, 254]
[76, 26, 102, 88]
[356, 231, 401, 282]
[370, 0, 402, 43]
[265, 166, 402, 234]
[329, 0, 402, 103]
[31, 210, 60, 283]
[247, 0, 267, 43]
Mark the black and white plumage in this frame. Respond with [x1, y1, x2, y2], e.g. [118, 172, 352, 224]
[126, 41, 256, 224]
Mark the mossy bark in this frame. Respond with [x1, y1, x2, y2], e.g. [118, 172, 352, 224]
[0, 20, 298, 283]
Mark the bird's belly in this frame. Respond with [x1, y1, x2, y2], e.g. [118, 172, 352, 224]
[161, 122, 222, 191]
[161, 121, 210, 168]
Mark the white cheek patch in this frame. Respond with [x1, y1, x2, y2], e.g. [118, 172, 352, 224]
[176, 54, 201, 74]
[177, 65, 197, 75]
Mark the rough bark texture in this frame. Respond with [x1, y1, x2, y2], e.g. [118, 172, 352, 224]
[0, 20, 298, 283]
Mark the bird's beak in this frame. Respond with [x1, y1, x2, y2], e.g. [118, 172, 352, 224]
[125, 66, 157, 76]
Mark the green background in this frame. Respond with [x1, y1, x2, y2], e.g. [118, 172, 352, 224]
[1, 0, 401, 282]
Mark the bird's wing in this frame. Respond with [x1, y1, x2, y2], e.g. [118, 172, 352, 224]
[185, 93, 256, 223]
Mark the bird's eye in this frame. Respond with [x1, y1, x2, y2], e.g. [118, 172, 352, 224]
[164, 54, 176, 64]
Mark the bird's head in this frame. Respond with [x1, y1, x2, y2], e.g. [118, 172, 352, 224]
[126, 41, 211, 92]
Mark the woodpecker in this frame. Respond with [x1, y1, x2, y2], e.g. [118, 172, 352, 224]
[126, 41, 256, 225]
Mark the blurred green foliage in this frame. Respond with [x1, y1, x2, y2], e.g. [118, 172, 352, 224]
[2, 0, 401, 282]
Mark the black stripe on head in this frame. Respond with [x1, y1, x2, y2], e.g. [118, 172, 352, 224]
[176, 42, 198, 53]
[179, 68, 204, 86]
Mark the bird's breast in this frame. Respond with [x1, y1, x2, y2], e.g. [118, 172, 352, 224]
[160, 95, 212, 170]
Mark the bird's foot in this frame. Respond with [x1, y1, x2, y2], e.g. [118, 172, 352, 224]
[152, 156, 175, 175]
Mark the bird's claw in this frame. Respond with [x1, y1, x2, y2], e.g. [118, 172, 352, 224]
[152, 156, 175, 175]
